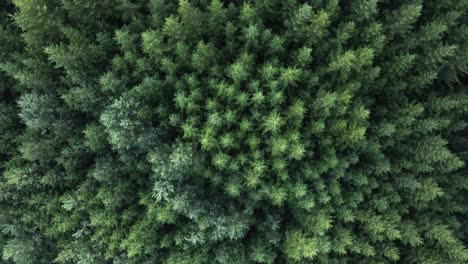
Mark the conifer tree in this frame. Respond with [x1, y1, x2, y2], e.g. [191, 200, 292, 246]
[0, 0, 467, 263]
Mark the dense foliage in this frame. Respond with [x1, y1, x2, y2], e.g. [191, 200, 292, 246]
[0, 0, 467, 263]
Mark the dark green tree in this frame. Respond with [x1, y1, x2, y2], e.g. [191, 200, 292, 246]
[0, 0, 467, 263]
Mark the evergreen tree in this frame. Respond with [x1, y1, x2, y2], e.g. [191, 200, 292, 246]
[0, 0, 467, 263]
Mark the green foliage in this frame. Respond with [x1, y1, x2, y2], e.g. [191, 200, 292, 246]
[0, 0, 467, 263]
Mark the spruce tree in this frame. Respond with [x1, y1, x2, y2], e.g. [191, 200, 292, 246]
[0, 0, 467, 263]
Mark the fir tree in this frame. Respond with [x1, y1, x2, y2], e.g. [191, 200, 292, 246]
[0, 0, 467, 263]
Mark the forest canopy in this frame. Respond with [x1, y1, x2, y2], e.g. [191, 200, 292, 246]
[0, 0, 467, 263]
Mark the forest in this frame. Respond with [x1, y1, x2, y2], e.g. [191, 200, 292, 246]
[0, 0, 467, 263]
